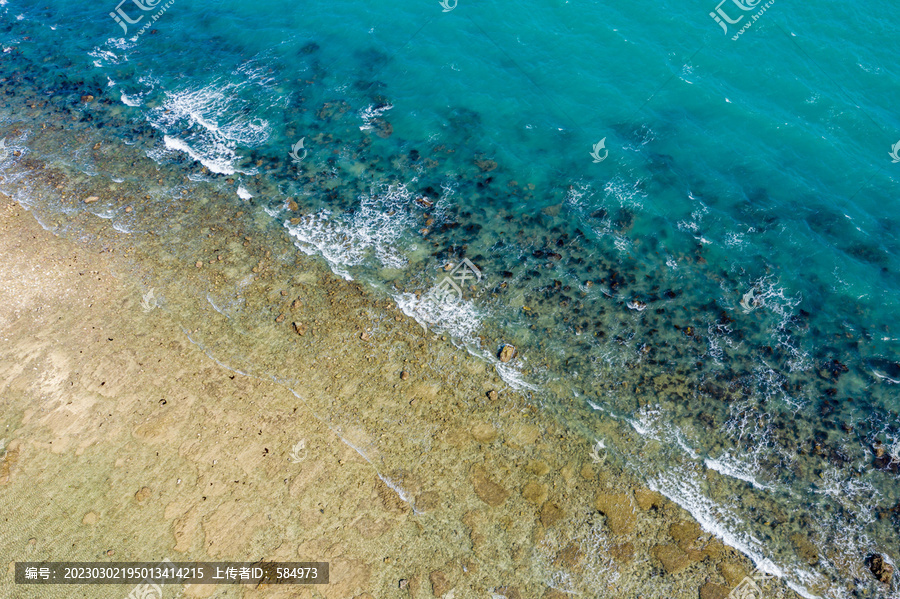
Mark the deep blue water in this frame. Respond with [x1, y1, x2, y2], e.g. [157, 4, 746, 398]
[1, 0, 899, 596]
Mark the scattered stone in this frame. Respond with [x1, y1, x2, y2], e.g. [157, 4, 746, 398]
[0, 442, 19, 485]
[429, 570, 452, 597]
[360, 331, 370, 341]
[291, 299, 302, 310]
[375, 477, 408, 514]
[521, 481, 548, 505]
[542, 204, 562, 217]
[867, 554, 894, 584]
[400, 370, 409, 380]
[717, 562, 748, 588]
[610, 542, 634, 563]
[472, 466, 509, 507]
[487, 390, 498, 402]
[508, 423, 540, 446]
[554, 543, 582, 568]
[594, 492, 636, 534]
[292, 322, 308, 336]
[790, 532, 819, 566]
[275, 313, 285, 323]
[195, 261, 203, 268]
[81, 94, 94, 103]
[699, 582, 730, 599]
[540, 501, 564, 528]
[125, 206, 132, 212]
[134, 487, 152, 503]
[82, 512, 99, 525]
[399, 579, 409, 589]
[373, 118, 393, 138]
[83, 196, 99, 203]
[498, 344, 517, 363]
[414, 491, 440, 513]
[471, 423, 498, 444]
[475, 159, 498, 172]
[495, 587, 521, 599]
[526, 460, 550, 476]
[651, 543, 693, 574]
[634, 488, 665, 511]
[670, 520, 702, 550]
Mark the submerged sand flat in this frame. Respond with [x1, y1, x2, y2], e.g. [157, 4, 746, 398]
[0, 187, 799, 599]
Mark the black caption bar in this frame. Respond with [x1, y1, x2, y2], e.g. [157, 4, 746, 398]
[15, 562, 329, 584]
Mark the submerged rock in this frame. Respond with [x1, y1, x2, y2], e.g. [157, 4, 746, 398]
[594, 492, 635, 534]
[429, 570, 452, 597]
[474, 158, 497, 172]
[472, 466, 509, 507]
[699, 582, 730, 599]
[498, 344, 517, 363]
[651, 543, 695, 574]
[867, 554, 894, 584]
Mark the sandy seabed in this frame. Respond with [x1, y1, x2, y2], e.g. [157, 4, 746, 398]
[0, 182, 797, 599]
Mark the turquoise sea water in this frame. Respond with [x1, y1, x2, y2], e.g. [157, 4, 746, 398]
[2, 0, 899, 596]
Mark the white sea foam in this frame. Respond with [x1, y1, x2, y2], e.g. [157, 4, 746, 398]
[237, 186, 253, 200]
[284, 182, 414, 279]
[148, 78, 271, 175]
[495, 360, 539, 391]
[705, 453, 773, 490]
[161, 135, 236, 175]
[358, 102, 393, 131]
[812, 468, 881, 525]
[394, 290, 484, 342]
[603, 176, 646, 210]
[377, 473, 414, 510]
[120, 91, 141, 107]
[648, 468, 800, 588]
[88, 47, 127, 67]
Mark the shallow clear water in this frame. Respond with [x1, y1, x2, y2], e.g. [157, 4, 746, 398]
[1, 0, 899, 596]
